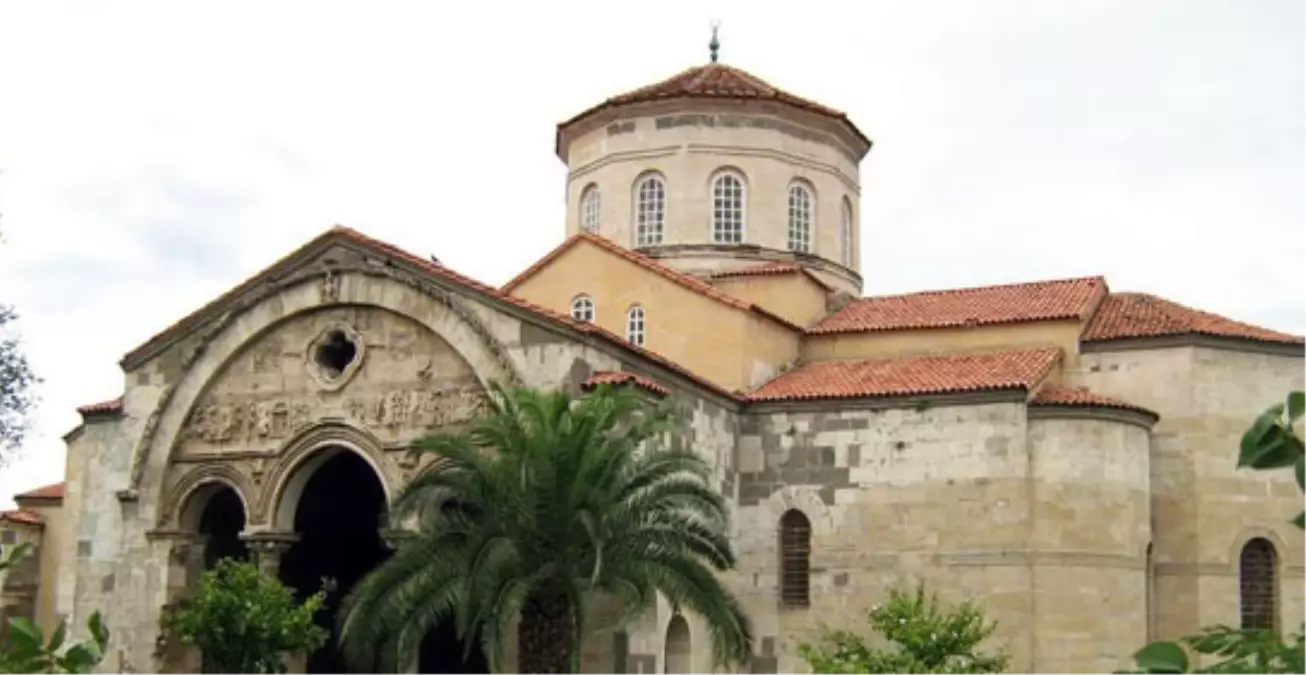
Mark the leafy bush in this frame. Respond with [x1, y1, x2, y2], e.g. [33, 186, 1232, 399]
[1125, 391, 1305, 674]
[798, 581, 1008, 674]
[0, 544, 109, 674]
[165, 558, 327, 674]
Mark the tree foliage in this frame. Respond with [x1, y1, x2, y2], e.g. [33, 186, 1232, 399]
[338, 382, 753, 673]
[798, 581, 1009, 674]
[0, 545, 109, 674]
[0, 301, 39, 461]
[165, 558, 327, 674]
[1124, 391, 1305, 674]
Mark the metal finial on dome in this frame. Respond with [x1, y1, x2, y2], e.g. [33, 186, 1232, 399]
[709, 21, 721, 63]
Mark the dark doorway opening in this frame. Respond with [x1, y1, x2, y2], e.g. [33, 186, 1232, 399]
[278, 449, 489, 673]
[198, 486, 249, 569]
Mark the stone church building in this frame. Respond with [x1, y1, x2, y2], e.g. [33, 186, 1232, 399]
[3, 51, 1303, 673]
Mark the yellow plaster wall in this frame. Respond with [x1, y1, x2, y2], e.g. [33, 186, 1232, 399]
[709, 274, 830, 328]
[13, 499, 65, 634]
[508, 240, 800, 392]
[802, 319, 1084, 363]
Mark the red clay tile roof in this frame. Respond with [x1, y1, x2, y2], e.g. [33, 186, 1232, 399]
[120, 226, 742, 403]
[811, 277, 1107, 335]
[502, 233, 804, 332]
[0, 509, 44, 527]
[747, 348, 1061, 402]
[710, 262, 836, 292]
[582, 371, 671, 398]
[14, 483, 64, 501]
[77, 397, 123, 416]
[1082, 293, 1304, 346]
[1030, 385, 1157, 418]
[557, 63, 870, 155]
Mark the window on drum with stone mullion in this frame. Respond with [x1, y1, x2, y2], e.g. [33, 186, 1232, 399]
[636, 176, 665, 246]
[712, 173, 744, 244]
[788, 184, 812, 253]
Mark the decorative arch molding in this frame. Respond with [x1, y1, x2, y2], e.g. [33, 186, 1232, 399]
[1227, 526, 1289, 573]
[253, 421, 397, 529]
[159, 464, 253, 531]
[761, 486, 835, 538]
[129, 265, 522, 503]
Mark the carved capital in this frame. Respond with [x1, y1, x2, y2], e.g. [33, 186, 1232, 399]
[240, 531, 300, 577]
[379, 528, 418, 551]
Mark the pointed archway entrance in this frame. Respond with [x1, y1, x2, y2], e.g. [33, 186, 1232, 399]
[275, 445, 489, 673]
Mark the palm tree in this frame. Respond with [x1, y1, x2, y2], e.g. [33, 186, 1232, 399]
[337, 382, 754, 673]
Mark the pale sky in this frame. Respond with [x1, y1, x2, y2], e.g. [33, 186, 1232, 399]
[0, 0, 1302, 507]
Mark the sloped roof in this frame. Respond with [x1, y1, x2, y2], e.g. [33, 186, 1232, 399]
[1030, 385, 1157, 419]
[747, 348, 1061, 403]
[76, 398, 123, 416]
[118, 226, 740, 402]
[557, 62, 870, 155]
[582, 371, 671, 398]
[709, 262, 836, 292]
[1082, 293, 1304, 346]
[0, 509, 44, 527]
[502, 233, 803, 332]
[811, 276, 1108, 335]
[13, 482, 64, 501]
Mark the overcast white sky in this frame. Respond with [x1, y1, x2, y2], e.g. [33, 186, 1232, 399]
[0, 0, 1302, 507]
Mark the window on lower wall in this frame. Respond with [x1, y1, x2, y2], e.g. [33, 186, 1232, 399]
[779, 509, 811, 608]
[1239, 538, 1278, 631]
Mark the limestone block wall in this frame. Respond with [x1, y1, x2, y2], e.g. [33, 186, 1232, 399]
[727, 399, 1041, 673]
[1068, 343, 1305, 649]
[1025, 412, 1151, 673]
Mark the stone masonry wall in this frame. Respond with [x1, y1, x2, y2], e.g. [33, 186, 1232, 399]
[1068, 344, 1305, 658]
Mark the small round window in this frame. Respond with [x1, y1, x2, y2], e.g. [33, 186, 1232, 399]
[306, 323, 365, 390]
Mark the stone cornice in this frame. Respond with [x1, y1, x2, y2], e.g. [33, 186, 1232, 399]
[1081, 333, 1305, 358]
[640, 242, 863, 289]
[1027, 403, 1158, 430]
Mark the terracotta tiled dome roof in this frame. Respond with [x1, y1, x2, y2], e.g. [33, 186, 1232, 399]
[556, 62, 870, 156]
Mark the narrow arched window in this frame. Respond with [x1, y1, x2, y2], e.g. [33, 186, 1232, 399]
[580, 185, 601, 233]
[840, 197, 854, 267]
[787, 183, 813, 253]
[635, 175, 665, 246]
[779, 509, 811, 607]
[626, 306, 645, 346]
[1239, 538, 1278, 630]
[712, 172, 745, 243]
[570, 295, 595, 323]
[1145, 543, 1155, 642]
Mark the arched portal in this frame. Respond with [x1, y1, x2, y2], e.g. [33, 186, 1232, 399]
[276, 445, 488, 674]
[195, 485, 249, 569]
[664, 614, 691, 674]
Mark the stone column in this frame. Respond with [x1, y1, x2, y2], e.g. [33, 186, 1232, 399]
[239, 531, 300, 579]
[149, 531, 208, 674]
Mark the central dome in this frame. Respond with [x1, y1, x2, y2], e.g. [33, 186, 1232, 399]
[555, 59, 872, 296]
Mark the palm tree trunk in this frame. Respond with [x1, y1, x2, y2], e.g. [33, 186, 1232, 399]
[518, 593, 574, 673]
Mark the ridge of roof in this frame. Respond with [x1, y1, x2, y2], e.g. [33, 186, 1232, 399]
[811, 276, 1108, 335]
[747, 347, 1062, 403]
[501, 233, 804, 332]
[1030, 385, 1158, 419]
[1082, 292, 1304, 347]
[556, 62, 870, 156]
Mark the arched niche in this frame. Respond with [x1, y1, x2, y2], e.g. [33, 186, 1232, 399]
[663, 614, 691, 674]
[261, 423, 396, 532]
